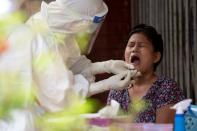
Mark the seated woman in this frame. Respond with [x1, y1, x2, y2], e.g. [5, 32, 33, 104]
[107, 24, 185, 123]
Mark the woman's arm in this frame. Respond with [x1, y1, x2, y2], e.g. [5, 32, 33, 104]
[156, 104, 175, 123]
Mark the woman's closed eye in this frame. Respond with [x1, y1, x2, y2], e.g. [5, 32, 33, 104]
[127, 42, 147, 48]
[127, 42, 135, 48]
[137, 43, 146, 48]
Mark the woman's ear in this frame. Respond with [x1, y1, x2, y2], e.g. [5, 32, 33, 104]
[153, 52, 161, 63]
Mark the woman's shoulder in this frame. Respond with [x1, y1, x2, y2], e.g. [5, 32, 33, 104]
[155, 75, 177, 89]
[153, 75, 184, 97]
[154, 75, 185, 108]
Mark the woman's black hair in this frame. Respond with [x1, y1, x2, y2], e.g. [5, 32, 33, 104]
[128, 24, 163, 71]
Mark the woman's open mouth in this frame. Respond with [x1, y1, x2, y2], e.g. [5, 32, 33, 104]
[130, 55, 140, 66]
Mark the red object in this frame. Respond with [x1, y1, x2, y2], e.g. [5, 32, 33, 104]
[0, 40, 9, 54]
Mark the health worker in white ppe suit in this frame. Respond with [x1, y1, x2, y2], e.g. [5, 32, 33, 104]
[0, 0, 140, 130]
[0, 0, 139, 114]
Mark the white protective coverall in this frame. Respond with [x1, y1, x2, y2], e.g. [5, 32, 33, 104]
[0, 0, 138, 130]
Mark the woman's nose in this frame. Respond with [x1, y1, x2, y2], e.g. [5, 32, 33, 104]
[132, 44, 139, 52]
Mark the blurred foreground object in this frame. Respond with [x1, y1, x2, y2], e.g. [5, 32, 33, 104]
[0, 0, 138, 130]
[0, 0, 107, 130]
[0, 1, 36, 131]
[0, 0, 25, 15]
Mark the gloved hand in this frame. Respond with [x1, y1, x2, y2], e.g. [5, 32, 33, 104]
[103, 60, 135, 74]
[87, 70, 137, 96]
[81, 60, 135, 76]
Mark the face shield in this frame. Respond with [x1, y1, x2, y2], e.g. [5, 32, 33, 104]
[41, 0, 108, 55]
[60, 1, 107, 55]
[74, 15, 105, 55]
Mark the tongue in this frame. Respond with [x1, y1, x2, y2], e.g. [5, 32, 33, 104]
[132, 59, 140, 65]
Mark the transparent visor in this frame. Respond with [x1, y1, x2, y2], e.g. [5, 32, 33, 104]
[75, 22, 103, 54]
[72, 14, 105, 55]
